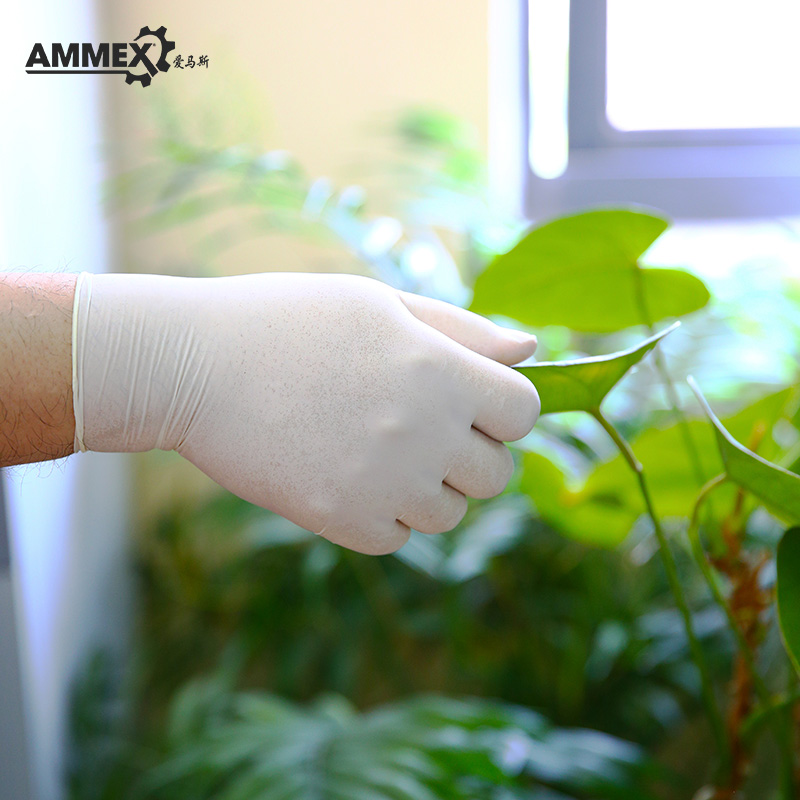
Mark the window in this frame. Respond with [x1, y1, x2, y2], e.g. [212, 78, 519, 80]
[516, 0, 800, 219]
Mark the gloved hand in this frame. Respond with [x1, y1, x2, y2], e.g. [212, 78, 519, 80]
[72, 272, 540, 554]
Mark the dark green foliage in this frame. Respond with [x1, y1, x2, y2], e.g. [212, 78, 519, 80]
[130, 677, 659, 800]
[777, 528, 800, 676]
[129, 491, 711, 741]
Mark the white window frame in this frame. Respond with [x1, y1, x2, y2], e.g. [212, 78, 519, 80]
[490, 0, 800, 221]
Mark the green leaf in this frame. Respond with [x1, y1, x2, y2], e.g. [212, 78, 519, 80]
[470, 208, 710, 332]
[688, 377, 800, 522]
[776, 527, 800, 676]
[516, 323, 678, 415]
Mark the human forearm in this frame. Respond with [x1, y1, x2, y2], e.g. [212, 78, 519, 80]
[0, 269, 539, 555]
[0, 273, 76, 467]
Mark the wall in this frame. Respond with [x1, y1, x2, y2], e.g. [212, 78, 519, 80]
[100, 0, 491, 277]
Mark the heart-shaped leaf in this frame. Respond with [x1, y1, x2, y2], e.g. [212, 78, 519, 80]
[688, 377, 800, 522]
[516, 322, 678, 415]
[777, 527, 800, 676]
[470, 208, 710, 332]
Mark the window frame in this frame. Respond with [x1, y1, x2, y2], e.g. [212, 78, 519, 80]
[520, 0, 800, 220]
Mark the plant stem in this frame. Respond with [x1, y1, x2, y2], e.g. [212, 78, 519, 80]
[687, 477, 768, 696]
[652, 347, 708, 486]
[630, 267, 707, 487]
[687, 476, 797, 795]
[591, 408, 729, 764]
[631, 264, 725, 553]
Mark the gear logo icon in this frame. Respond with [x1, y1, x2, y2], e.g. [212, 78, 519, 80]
[125, 25, 175, 87]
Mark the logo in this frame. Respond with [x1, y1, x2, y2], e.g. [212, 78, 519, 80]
[26, 25, 176, 88]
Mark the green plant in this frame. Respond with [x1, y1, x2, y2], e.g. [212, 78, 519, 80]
[134, 671, 664, 800]
[473, 207, 800, 797]
[70, 106, 800, 800]
[69, 652, 668, 800]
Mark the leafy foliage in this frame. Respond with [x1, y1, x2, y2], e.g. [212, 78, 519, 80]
[520, 452, 637, 548]
[131, 676, 658, 800]
[126, 488, 706, 742]
[522, 388, 797, 548]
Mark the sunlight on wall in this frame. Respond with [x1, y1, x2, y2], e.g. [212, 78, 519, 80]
[102, 0, 490, 278]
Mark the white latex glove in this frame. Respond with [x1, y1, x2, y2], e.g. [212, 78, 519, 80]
[72, 272, 540, 554]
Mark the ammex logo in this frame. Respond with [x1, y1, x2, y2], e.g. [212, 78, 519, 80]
[26, 25, 175, 87]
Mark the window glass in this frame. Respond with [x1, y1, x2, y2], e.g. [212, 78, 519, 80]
[606, 0, 800, 131]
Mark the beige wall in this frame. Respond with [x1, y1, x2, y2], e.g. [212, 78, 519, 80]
[100, 0, 490, 277]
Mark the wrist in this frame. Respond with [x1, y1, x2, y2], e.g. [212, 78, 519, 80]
[0, 272, 77, 466]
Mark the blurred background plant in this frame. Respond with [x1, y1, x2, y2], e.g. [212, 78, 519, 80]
[67, 95, 800, 799]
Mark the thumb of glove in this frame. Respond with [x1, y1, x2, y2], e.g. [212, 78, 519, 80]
[397, 290, 537, 366]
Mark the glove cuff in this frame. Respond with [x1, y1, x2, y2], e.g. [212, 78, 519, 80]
[71, 272, 212, 454]
[72, 271, 92, 453]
